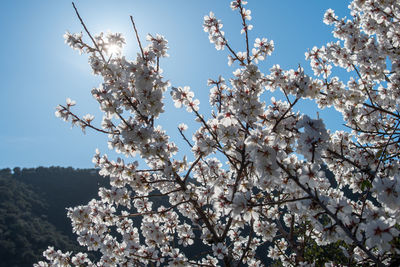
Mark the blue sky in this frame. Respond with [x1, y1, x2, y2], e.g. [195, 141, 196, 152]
[0, 0, 351, 169]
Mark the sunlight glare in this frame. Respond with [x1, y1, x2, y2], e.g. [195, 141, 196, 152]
[106, 43, 121, 56]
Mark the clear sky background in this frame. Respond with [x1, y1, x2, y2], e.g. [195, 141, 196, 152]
[0, 0, 351, 169]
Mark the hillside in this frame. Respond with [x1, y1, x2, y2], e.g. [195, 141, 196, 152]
[0, 167, 107, 267]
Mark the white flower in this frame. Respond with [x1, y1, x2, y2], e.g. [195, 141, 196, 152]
[83, 114, 94, 123]
[66, 98, 76, 107]
[365, 217, 399, 252]
[212, 243, 227, 259]
[178, 123, 188, 131]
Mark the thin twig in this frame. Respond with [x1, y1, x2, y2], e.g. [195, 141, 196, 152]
[59, 105, 119, 135]
[238, 4, 250, 64]
[72, 2, 106, 62]
[130, 16, 145, 59]
[184, 156, 202, 183]
[178, 127, 194, 148]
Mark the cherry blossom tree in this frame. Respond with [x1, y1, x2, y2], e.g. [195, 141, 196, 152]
[36, 0, 400, 266]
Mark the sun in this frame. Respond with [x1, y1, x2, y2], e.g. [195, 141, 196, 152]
[106, 43, 122, 56]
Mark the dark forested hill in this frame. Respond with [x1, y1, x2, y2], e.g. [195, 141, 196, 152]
[0, 167, 108, 267]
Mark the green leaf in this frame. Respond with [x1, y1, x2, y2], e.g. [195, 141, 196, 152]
[361, 180, 372, 191]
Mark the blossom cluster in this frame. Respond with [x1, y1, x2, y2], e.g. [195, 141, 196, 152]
[38, 0, 400, 266]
